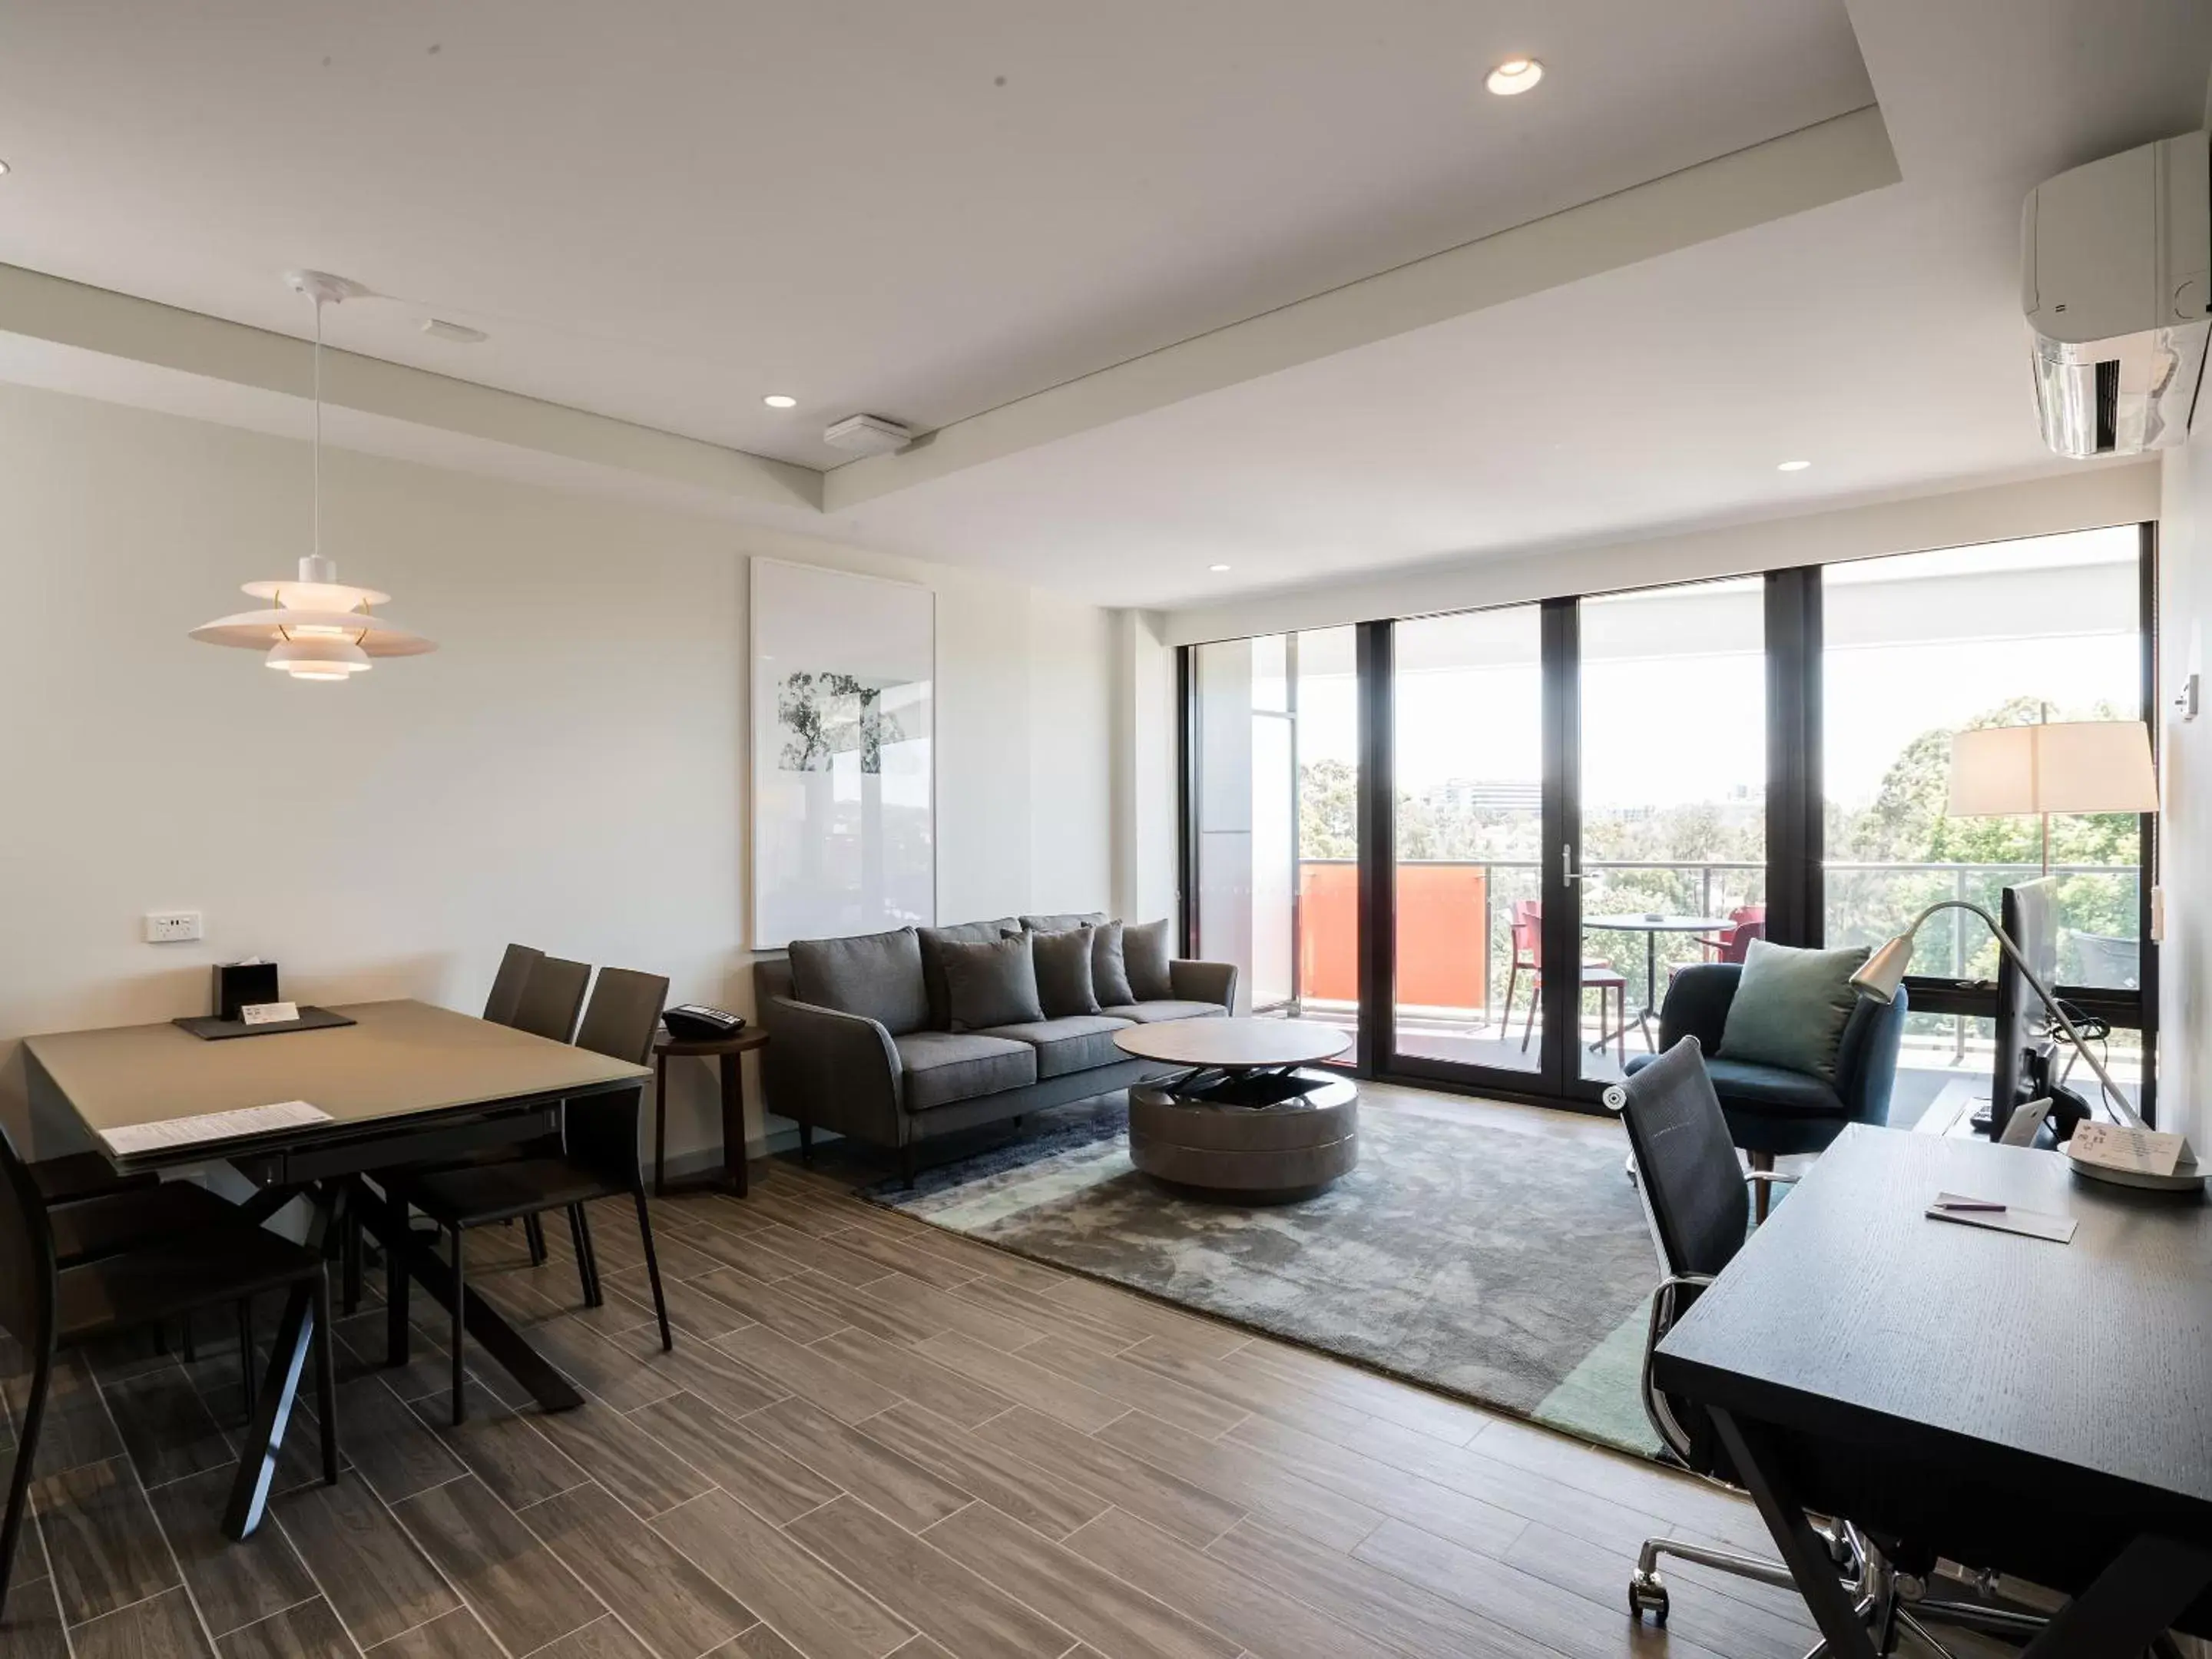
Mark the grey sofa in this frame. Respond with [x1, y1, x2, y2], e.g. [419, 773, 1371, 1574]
[756, 912, 1238, 1183]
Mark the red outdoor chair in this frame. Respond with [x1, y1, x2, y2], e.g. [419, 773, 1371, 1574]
[1503, 899, 1627, 1061]
[1696, 904, 1767, 965]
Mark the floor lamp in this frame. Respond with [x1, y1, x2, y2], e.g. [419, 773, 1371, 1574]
[1945, 716, 2159, 876]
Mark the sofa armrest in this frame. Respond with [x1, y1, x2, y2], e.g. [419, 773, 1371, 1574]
[1657, 963, 1738, 1055]
[1169, 959, 1240, 1013]
[759, 995, 906, 1147]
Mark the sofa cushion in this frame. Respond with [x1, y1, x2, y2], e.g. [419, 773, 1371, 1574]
[1719, 939, 1871, 1083]
[787, 927, 929, 1036]
[975, 1015, 1136, 1078]
[1030, 926, 1101, 1018]
[1021, 911, 1108, 935]
[892, 1031, 1038, 1111]
[918, 918, 1021, 1029]
[1091, 920, 1135, 1007]
[1101, 999, 1230, 1025]
[939, 932, 1046, 1032]
[1121, 919, 1175, 1002]
[1624, 1051, 1845, 1117]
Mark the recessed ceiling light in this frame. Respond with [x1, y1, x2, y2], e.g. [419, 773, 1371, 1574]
[1777, 459, 1812, 472]
[763, 394, 797, 409]
[1485, 58, 1543, 95]
[1208, 564, 1232, 572]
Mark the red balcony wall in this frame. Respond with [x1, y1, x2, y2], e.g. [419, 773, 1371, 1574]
[1297, 863, 1487, 1011]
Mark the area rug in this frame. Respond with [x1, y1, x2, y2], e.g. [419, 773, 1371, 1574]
[863, 1095, 1664, 1458]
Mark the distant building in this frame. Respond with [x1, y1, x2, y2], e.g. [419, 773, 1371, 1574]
[1431, 777, 1541, 814]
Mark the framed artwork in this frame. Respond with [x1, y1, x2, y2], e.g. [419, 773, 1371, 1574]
[750, 558, 935, 949]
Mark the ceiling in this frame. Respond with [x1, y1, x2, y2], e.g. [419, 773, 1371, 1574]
[0, 0, 2206, 610]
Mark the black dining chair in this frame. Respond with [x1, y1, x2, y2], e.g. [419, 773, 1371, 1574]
[0, 1124, 339, 1615]
[389, 967, 672, 1425]
[482, 942, 545, 1027]
[509, 954, 591, 1044]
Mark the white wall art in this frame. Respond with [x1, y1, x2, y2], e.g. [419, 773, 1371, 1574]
[750, 558, 935, 947]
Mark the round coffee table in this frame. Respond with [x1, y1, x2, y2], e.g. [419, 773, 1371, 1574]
[1114, 1018, 1357, 1202]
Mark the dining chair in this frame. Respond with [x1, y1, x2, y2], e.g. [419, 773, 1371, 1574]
[390, 966, 672, 1425]
[509, 955, 592, 1043]
[0, 1124, 338, 1615]
[1694, 904, 1767, 965]
[482, 942, 546, 1026]
[1504, 899, 1628, 1061]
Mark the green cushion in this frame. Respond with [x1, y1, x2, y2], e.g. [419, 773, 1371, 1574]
[1717, 939, 1871, 1084]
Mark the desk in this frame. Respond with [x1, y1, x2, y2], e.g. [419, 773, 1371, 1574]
[23, 999, 647, 1538]
[1655, 1126, 2212, 1656]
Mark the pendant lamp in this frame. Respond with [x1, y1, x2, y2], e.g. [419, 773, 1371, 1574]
[190, 271, 435, 680]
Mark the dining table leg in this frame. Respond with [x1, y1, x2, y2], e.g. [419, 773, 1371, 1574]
[220, 1180, 344, 1541]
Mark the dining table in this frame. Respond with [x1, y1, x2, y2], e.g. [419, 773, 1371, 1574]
[1582, 912, 1734, 1047]
[20, 998, 647, 1539]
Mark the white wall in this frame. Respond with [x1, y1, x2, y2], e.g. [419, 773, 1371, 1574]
[2161, 416, 2212, 1149]
[0, 380, 1114, 1163]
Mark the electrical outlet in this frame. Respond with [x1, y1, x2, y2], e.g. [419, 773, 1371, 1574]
[144, 911, 203, 944]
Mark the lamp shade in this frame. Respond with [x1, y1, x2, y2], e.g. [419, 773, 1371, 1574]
[1946, 720, 2158, 817]
[1849, 932, 1916, 1005]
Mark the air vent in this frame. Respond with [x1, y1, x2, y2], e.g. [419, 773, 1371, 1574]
[2094, 358, 2120, 452]
[823, 414, 914, 456]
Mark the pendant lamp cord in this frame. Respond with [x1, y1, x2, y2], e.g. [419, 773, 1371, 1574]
[311, 293, 323, 561]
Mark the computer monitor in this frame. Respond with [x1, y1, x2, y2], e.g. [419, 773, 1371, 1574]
[1988, 876, 2059, 1141]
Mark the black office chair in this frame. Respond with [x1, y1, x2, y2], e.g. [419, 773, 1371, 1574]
[482, 942, 546, 1027]
[0, 1123, 338, 1615]
[1610, 1040, 2050, 1657]
[388, 967, 673, 1425]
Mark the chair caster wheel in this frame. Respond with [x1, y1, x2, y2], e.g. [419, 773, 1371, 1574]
[1628, 1574, 1669, 1627]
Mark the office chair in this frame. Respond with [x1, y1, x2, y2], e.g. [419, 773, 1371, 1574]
[1610, 1039, 2053, 1656]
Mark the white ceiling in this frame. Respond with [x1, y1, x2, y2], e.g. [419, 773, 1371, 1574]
[0, 0, 2206, 611]
[0, 0, 1869, 469]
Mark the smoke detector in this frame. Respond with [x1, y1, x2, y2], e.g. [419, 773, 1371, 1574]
[823, 414, 913, 456]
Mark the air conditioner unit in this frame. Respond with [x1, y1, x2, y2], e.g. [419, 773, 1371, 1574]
[2023, 131, 2210, 458]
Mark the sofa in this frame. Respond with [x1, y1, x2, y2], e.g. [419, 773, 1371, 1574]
[756, 912, 1238, 1183]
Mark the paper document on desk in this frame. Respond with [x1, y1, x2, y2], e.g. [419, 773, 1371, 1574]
[2068, 1121, 2188, 1177]
[1926, 1192, 2077, 1244]
[100, 1099, 330, 1155]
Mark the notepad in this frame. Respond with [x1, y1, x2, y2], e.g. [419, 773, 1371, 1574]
[1926, 1190, 2077, 1244]
[2068, 1121, 2188, 1178]
[100, 1099, 330, 1156]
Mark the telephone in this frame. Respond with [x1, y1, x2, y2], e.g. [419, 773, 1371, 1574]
[663, 1005, 747, 1041]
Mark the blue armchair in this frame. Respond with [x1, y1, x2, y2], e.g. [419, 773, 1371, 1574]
[1622, 962, 1908, 1162]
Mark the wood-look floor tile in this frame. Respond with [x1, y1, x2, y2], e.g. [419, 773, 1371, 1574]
[528, 1394, 714, 1520]
[145, 1467, 319, 1637]
[912, 1333, 1124, 1432]
[656, 1487, 912, 1659]
[523, 1481, 754, 1659]
[338, 1376, 467, 1504]
[1219, 1339, 1492, 1448]
[620, 1222, 800, 1286]
[740, 1224, 899, 1290]
[982, 1406, 1243, 1548]
[724, 1187, 882, 1240]
[363, 1607, 507, 1658]
[1353, 1515, 1734, 1659]
[1015, 1334, 1249, 1439]
[786, 1496, 1074, 1659]
[628, 1392, 840, 1524]
[601, 1267, 752, 1339]
[1207, 1515, 1545, 1659]
[525, 1614, 664, 1658]
[599, 1322, 790, 1419]
[1472, 1413, 1763, 1548]
[809, 1326, 1012, 1429]
[856, 1402, 1108, 1541]
[690, 1266, 854, 1344]
[1226, 1412, 1528, 1557]
[1099, 1408, 1383, 1554]
[35, 1454, 178, 1624]
[273, 1469, 462, 1647]
[1503, 1520, 1815, 1659]
[745, 1398, 969, 1532]
[0, 1564, 68, 1659]
[651, 1191, 776, 1237]
[8, 1349, 124, 1477]
[409, 1387, 592, 1512]
[948, 1279, 1134, 1359]
[764, 1273, 981, 1352]
[707, 1326, 899, 1426]
[218, 1596, 354, 1659]
[69, 1585, 213, 1659]
[1041, 1276, 1248, 1361]
[927, 1499, 1240, 1659]
[575, 1216, 725, 1284]
[526, 1319, 684, 1415]
[720, 1625, 806, 1659]
[392, 1474, 602, 1654]
[103, 1364, 234, 1488]
[1120, 1339, 1373, 1442]
[813, 1224, 980, 1290]
[1068, 1506, 1404, 1659]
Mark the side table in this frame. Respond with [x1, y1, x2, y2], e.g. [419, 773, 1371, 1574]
[652, 1027, 769, 1197]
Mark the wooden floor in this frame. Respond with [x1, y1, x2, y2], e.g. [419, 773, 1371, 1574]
[2, 1117, 1868, 1659]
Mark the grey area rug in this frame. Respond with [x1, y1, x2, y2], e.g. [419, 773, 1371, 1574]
[864, 1094, 1665, 1457]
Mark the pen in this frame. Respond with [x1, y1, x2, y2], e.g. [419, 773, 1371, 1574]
[1934, 1198, 2006, 1213]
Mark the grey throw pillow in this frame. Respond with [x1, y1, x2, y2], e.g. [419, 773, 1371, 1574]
[1091, 919, 1135, 1008]
[1717, 939, 1872, 1083]
[1121, 919, 1175, 1002]
[787, 927, 929, 1035]
[1020, 911, 1108, 935]
[1031, 926, 1101, 1018]
[939, 932, 1046, 1031]
[918, 918, 1022, 1029]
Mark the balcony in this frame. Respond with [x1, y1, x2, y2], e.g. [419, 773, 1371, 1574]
[1268, 856, 2144, 1112]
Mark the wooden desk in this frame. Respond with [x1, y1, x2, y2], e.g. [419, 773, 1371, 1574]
[22, 1000, 647, 1539]
[1655, 1125, 2212, 1656]
[651, 1027, 767, 1198]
